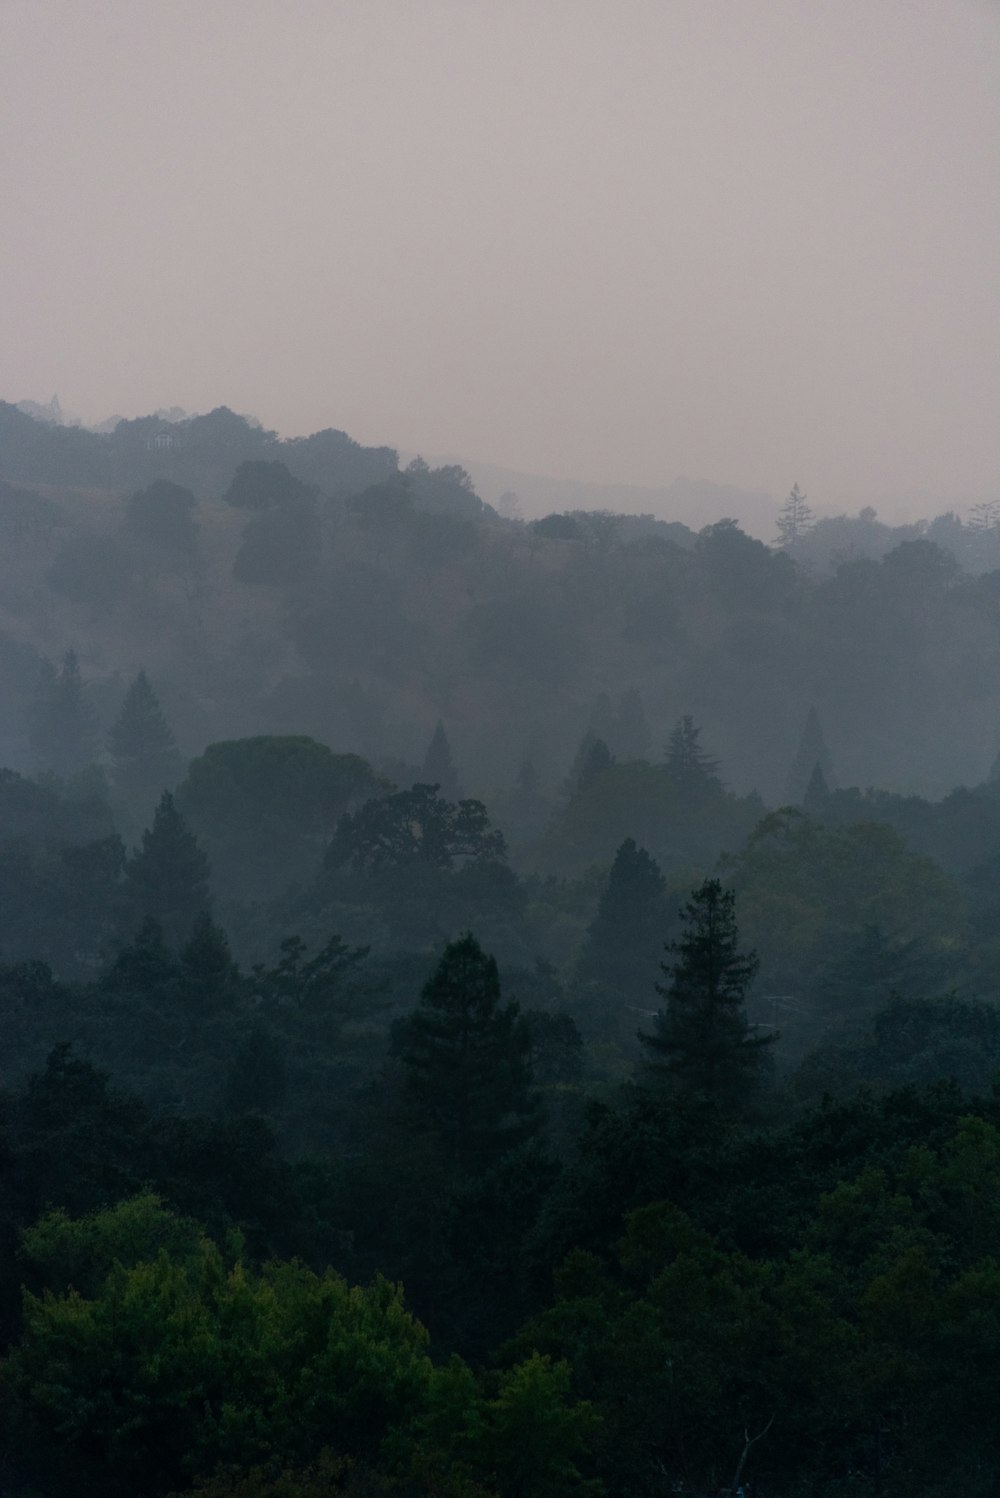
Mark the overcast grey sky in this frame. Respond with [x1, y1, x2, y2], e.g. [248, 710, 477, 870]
[2, 0, 998, 513]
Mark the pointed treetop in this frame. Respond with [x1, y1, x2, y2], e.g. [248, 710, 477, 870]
[584, 838, 666, 953]
[786, 706, 835, 805]
[803, 762, 831, 816]
[776, 482, 815, 547]
[641, 878, 772, 1112]
[568, 732, 615, 797]
[109, 670, 180, 765]
[421, 719, 461, 800]
[664, 715, 722, 794]
[400, 932, 539, 1170]
[125, 791, 212, 948]
[28, 648, 98, 777]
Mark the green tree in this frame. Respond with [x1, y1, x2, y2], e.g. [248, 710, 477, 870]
[566, 732, 615, 798]
[421, 720, 462, 801]
[327, 784, 505, 875]
[641, 879, 772, 1111]
[785, 705, 835, 804]
[7, 1200, 435, 1495]
[178, 736, 381, 903]
[576, 838, 668, 1046]
[776, 481, 814, 545]
[108, 670, 183, 828]
[125, 792, 212, 946]
[399, 934, 539, 1173]
[28, 650, 98, 776]
[124, 479, 198, 558]
[663, 715, 721, 795]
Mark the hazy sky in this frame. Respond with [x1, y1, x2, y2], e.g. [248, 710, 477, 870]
[3, 0, 999, 512]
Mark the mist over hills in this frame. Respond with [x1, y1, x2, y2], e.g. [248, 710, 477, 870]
[407, 452, 780, 540]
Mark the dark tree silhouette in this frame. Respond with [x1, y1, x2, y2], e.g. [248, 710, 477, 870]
[664, 715, 721, 795]
[125, 792, 212, 946]
[776, 482, 814, 546]
[327, 784, 505, 875]
[641, 878, 772, 1111]
[421, 719, 461, 801]
[399, 933, 538, 1172]
[577, 838, 668, 1042]
[786, 706, 835, 805]
[108, 670, 182, 824]
[28, 650, 98, 777]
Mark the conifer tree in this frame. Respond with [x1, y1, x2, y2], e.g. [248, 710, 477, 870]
[786, 706, 836, 805]
[567, 732, 615, 798]
[400, 933, 538, 1172]
[28, 650, 98, 777]
[641, 878, 772, 1112]
[803, 762, 831, 817]
[577, 838, 668, 1042]
[125, 792, 212, 947]
[776, 482, 815, 546]
[108, 670, 183, 824]
[180, 911, 241, 1016]
[421, 719, 461, 800]
[664, 715, 721, 795]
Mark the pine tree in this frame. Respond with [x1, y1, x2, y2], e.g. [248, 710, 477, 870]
[968, 500, 1000, 533]
[664, 716, 721, 795]
[641, 878, 772, 1112]
[179, 911, 241, 1016]
[400, 933, 538, 1172]
[803, 762, 831, 817]
[108, 670, 183, 825]
[421, 719, 461, 800]
[776, 482, 814, 546]
[567, 732, 615, 798]
[577, 838, 668, 1043]
[28, 650, 98, 777]
[785, 706, 835, 805]
[125, 792, 212, 947]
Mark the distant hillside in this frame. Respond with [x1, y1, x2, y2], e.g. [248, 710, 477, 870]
[411, 452, 779, 540]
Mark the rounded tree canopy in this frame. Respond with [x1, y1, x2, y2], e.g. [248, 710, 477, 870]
[177, 735, 383, 840]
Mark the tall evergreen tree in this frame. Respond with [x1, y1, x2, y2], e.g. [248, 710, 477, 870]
[776, 482, 815, 546]
[641, 878, 772, 1112]
[664, 715, 721, 795]
[179, 910, 241, 1017]
[125, 792, 211, 947]
[421, 719, 461, 800]
[28, 650, 98, 777]
[567, 732, 615, 798]
[108, 670, 183, 825]
[786, 706, 835, 804]
[399, 933, 538, 1172]
[577, 838, 668, 1044]
[803, 762, 831, 817]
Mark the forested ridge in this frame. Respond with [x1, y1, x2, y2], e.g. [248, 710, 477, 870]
[4, 402, 1000, 1495]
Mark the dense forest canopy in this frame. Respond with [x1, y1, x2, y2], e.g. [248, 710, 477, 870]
[4, 399, 1000, 1496]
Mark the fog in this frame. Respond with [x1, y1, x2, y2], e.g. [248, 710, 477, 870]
[3, 0, 999, 517]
